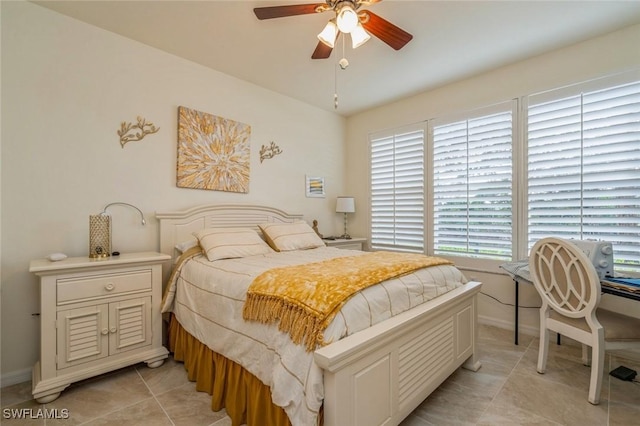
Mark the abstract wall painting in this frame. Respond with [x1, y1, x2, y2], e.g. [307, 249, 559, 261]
[177, 106, 251, 193]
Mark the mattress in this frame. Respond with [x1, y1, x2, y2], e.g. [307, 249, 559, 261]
[161, 246, 467, 426]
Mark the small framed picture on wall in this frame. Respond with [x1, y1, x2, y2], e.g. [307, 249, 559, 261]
[305, 176, 325, 198]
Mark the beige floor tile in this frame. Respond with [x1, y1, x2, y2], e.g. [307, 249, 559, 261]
[515, 341, 611, 400]
[399, 413, 433, 426]
[444, 358, 512, 397]
[155, 382, 228, 426]
[0, 399, 46, 426]
[82, 397, 172, 426]
[476, 397, 563, 426]
[136, 355, 192, 396]
[1, 381, 33, 408]
[608, 400, 640, 426]
[43, 367, 152, 425]
[492, 369, 608, 426]
[410, 380, 493, 425]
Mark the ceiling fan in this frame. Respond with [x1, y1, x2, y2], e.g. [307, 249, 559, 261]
[254, 0, 413, 59]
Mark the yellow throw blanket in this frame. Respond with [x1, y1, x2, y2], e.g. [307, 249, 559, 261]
[243, 251, 453, 351]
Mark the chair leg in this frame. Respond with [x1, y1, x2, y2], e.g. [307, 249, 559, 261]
[537, 326, 549, 374]
[588, 334, 605, 405]
[582, 344, 591, 366]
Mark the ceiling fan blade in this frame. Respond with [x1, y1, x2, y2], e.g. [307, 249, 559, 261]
[254, 4, 324, 20]
[312, 40, 333, 59]
[361, 11, 413, 50]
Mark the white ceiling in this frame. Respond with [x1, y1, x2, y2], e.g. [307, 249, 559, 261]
[33, 0, 640, 116]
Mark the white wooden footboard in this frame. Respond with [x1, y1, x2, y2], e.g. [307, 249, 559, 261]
[315, 281, 482, 426]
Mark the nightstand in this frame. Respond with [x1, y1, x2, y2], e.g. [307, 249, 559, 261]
[29, 252, 171, 403]
[323, 237, 367, 251]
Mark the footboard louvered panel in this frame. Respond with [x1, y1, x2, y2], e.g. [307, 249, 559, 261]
[316, 282, 482, 426]
[398, 318, 453, 404]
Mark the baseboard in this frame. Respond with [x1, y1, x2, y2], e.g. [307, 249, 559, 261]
[1, 368, 31, 388]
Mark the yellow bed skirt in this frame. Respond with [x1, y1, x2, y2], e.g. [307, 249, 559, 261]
[168, 314, 311, 426]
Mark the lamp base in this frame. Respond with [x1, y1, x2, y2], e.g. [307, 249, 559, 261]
[339, 233, 352, 240]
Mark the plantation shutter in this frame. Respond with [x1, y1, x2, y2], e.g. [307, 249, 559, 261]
[528, 80, 640, 270]
[431, 105, 514, 260]
[370, 126, 425, 253]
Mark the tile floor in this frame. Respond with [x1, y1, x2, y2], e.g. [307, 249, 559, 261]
[2, 325, 639, 425]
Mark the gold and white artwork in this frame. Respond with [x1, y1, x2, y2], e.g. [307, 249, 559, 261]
[177, 106, 251, 193]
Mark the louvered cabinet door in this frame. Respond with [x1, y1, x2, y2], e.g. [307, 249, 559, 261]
[57, 305, 109, 369]
[108, 297, 152, 355]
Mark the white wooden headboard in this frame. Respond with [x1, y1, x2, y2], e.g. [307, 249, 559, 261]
[155, 204, 303, 261]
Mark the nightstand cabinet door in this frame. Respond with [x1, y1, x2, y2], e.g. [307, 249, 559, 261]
[109, 296, 152, 354]
[57, 305, 109, 369]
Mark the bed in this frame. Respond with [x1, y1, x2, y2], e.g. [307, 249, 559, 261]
[156, 204, 482, 426]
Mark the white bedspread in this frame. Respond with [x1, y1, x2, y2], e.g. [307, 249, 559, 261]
[161, 247, 466, 426]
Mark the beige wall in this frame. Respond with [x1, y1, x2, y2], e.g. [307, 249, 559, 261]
[345, 23, 640, 334]
[0, 1, 346, 383]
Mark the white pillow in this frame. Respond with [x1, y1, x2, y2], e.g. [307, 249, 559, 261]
[193, 228, 273, 261]
[259, 221, 325, 252]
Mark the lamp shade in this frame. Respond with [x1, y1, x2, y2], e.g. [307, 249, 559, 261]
[350, 23, 370, 49]
[336, 196, 355, 213]
[318, 20, 338, 48]
[336, 4, 358, 33]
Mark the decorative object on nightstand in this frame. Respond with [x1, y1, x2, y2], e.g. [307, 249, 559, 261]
[29, 252, 171, 403]
[312, 219, 323, 238]
[336, 196, 355, 239]
[89, 202, 146, 258]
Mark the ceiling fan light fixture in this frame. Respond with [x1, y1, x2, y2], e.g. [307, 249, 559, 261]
[336, 3, 358, 33]
[350, 23, 371, 48]
[317, 20, 338, 48]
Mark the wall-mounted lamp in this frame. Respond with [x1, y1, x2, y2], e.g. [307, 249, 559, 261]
[89, 202, 146, 258]
[335, 196, 355, 240]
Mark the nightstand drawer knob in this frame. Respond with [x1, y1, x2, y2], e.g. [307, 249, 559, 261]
[105, 283, 115, 291]
[101, 328, 109, 335]
[110, 327, 117, 333]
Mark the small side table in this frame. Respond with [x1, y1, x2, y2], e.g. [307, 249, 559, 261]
[323, 237, 367, 251]
[29, 252, 171, 403]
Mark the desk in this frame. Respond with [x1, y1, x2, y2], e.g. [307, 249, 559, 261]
[501, 260, 640, 345]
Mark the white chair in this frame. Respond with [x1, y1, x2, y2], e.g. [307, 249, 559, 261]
[529, 237, 640, 404]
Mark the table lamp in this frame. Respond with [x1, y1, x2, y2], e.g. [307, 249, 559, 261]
[336, 196, 355, 240]
[89, 202, 146, 258]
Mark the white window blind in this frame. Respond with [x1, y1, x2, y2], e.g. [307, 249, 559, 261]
[370, 127, 424, 253]
[528, 80, 640, 270]
[432, 107, 514, 260]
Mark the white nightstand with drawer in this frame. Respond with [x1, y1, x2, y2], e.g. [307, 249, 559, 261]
[29, 252, 170, 403]
[323, 237, 367, 251]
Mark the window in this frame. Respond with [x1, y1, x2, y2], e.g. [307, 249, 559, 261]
[430, 103, 515, 260]
[370, 126, 424, 253]
[528, 80, 640, 270]
[367, 72, 640, 272]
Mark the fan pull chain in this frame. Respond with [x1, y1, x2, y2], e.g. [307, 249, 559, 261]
[334, 63, 338, 109]
[334, 34, 349, 110]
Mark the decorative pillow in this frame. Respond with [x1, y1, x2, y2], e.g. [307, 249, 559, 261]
[259, 220, 325, 252]
[193, 228, 273, 261]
